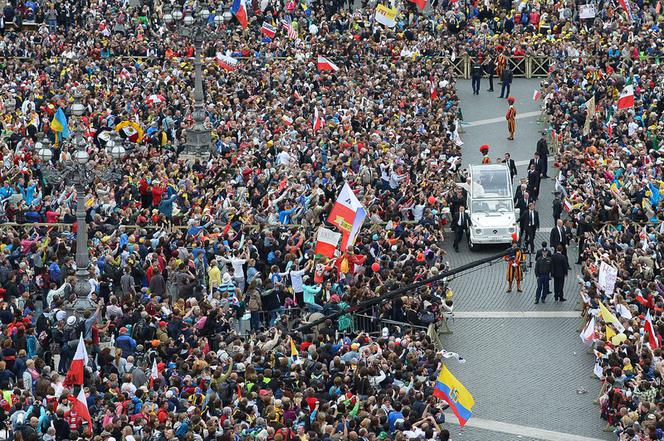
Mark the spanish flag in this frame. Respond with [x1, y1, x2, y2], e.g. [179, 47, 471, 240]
[433, 364, 474, 427]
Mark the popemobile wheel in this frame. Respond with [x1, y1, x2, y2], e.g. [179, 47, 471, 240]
[468, 236, 476, 251]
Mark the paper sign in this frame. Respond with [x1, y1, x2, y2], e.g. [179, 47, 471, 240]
[375, 4, 398, 28]
[579, 4, 596, 19]
[597, 261, 618, 296]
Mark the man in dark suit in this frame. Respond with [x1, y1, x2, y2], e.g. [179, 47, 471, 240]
[514, 185, 529, 212]
[484, 54, 496, 92]
[535, 241, 551, 298]
[526, 163, 541, 201]
[519, 202, 539, 253]
[551, 245, 568, 301]
[528, 152, 544, 178]
[536, 135, 550, 178]
[499, 66, 513, 99]
[549, 219, 568, 254]
[452, 205, 471, 252]
[503, 153, 517, 182]
[552, 192, 563, 222]
[563, 219, 574, 269]
[534, 248, 552, 304]
[448, 187, 467, 216]
[471, 60, 483, 95]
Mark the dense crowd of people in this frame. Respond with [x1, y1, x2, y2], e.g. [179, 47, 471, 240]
[0, 0, 663, 438]
[538, 0, 664, 439]
[0, 0, 473, 439]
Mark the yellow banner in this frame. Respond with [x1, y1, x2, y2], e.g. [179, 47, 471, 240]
[375, 4, 398, 28]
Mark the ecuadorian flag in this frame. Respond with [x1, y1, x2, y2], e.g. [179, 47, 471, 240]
[433, 365, 475, 427]
[51, 108, 70, 139]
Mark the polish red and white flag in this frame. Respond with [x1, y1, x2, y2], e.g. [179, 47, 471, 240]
[64, 333, 88, 386]
[317, 56, 339, 72]
[313, 107, 322, 132]
[70, 388, 93, 429]
[645, 310, 660, 349]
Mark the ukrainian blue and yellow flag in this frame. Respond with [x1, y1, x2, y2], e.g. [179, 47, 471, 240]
[51, 108, 70, 142]
[433, 364, 475, 427]
[649, 182, 661, 206]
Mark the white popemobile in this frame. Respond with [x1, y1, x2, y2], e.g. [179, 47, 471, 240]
[459, 164, 519, 250]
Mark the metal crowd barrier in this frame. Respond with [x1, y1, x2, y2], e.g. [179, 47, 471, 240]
[508, 56, 527, 77]
[351, 313, 441, 334]
[530, 56, 550, 77]
[456, 55, 560, 79]
[234, 308, 440, 338]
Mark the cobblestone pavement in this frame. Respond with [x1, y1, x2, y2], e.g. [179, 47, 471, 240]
[437, 79, 612, 441]
[447, 424, 549, 441]
[442, 318, 610, 440]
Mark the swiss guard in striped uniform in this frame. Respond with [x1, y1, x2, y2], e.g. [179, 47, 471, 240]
[504, 241, 526, 293]
[480, 144, 491, 164]
[506, 96, 517, 140]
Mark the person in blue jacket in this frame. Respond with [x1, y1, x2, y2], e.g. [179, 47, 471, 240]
[116, 326, 137, 357]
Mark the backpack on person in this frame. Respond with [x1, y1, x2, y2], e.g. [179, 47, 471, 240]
[132, 319, 155, 342]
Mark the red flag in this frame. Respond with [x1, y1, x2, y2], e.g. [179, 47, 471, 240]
[618, 0, 635, 20]
[636, 292, 652, 308]
[282, 115, 294, 126]
[230, 0, 248, 28]
[70, 388, 93, 430]
[617, 84, 634, 110]
[313, 107, 322, 132]
[317, 56, 339, 72]
[408, 0, 427, 10]
[64, 334, 88, 386]
[260, 22, 277, 38]
[327, 182, 367, 250]
[315, 227, 341, 258]
[430, 75, 438, 101]
[215, 54, 239, 71]
[645, 310, 660, 349]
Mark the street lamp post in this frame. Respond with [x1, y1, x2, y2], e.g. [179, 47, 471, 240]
[163, 3, 226, 159]
[38, 91, 125, 318]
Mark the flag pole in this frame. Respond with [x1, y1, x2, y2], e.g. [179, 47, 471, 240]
[294, 248, 515, 333]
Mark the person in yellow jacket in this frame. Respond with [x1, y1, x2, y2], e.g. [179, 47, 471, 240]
[207, 260, 221, 295]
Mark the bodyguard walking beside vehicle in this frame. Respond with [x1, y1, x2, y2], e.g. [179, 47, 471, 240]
[452, 205, 471, 252]
[551, 245, 568, 301]
[534, 248, 552, 304]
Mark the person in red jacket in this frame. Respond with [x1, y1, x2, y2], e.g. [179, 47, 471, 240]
[139, 178, 152, 208]
[151, 180, 166, 207]
[65, 407, 83, 432]
[335, 248, 367, 282]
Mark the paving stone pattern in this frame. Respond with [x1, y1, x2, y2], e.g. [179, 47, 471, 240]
[435, 79, 612, 441]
